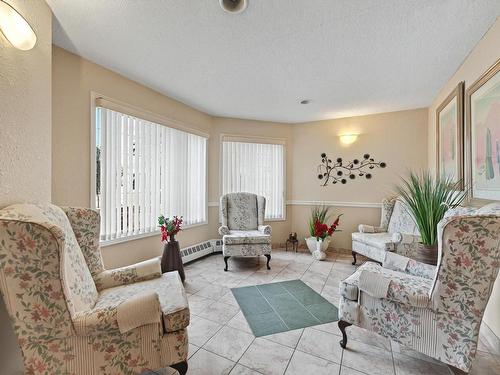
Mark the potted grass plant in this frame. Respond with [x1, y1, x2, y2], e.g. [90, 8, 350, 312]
[395, 171, 467, 265]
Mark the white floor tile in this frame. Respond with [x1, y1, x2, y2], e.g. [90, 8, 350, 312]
[239, 338, 294, 375]
[297, 327, 343, 364]
[204, 326, 255, 362]
[285, 350, 340, 375]
[188, 316, 222, 347]
[188, 348, 235, 375]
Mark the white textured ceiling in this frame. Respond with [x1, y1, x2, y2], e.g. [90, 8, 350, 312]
[47, 1, 500, 123]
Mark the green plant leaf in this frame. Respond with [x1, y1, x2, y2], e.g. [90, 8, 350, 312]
[395, 171, 467, 246]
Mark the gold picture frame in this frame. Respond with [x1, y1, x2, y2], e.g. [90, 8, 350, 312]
[436, 81, 464, 189]
[465, 59, 500, 202]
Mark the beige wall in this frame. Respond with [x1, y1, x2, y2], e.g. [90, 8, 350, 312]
[290, 109, 428, 249]
[427, 17, 500, 339]
[0, 1, 52, 373]
[0, 1, 52, 207]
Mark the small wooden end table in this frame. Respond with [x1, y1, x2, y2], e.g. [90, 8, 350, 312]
[286, 233, 299, 252]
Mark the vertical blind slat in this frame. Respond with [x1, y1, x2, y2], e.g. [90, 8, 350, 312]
[95, 107, 207, 241]
[222, 141, 285, 220]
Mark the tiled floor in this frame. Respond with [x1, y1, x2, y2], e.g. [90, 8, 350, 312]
[165, 249, 500, 375]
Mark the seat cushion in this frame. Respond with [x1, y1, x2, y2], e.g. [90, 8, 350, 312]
[95, 272, 189, 333]
[351, 232, 396, 251]
[223, 230, 271, 245]
[340, 262, 432, 308]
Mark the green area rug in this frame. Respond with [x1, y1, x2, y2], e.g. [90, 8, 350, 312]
[231, 280, 338, 337]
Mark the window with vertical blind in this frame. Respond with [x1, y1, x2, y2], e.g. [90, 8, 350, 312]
[221, 136, 285, 220]
[95, 105, 207, 243]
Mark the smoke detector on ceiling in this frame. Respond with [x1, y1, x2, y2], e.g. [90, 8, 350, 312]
[219, 0, 248, 14]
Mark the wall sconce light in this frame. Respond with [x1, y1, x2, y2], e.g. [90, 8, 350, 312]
[0, 0, 37, 50]
[339, 134, 358, 145]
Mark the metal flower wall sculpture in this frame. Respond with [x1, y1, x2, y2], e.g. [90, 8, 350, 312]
[318, 153, 386, 186]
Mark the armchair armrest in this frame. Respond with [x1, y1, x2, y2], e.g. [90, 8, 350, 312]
[383, 252, 436, 280]
[95, 258, 161, 291]
[73, 292, 162, 335]
[258, 225, 272, 235]
[391, 232, 420, 244]
[219, 225, 230, 236]
[359, 270, 431, 308]
[406, 259, 436, 280]
[358, 224, 385, 233]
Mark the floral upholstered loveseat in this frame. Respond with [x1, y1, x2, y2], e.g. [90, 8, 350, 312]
[0, 204, 189, 375]
[219, 192, 272, 271]
[338, 202, 500, 374]
[351, 197, 421, 265]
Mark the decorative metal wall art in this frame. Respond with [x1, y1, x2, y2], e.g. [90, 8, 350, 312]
[317, 153, 386, 186]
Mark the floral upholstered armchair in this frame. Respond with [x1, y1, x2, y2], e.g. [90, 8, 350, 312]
[219, 192, 272, 271]
[338, 203, 500, 374]
[351, 197, 421, 265]
[0, 204, 190, 375]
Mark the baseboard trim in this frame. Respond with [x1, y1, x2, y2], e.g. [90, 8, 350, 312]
[179, 239, 351, 264]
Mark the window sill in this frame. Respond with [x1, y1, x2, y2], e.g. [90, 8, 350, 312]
[265, 217, 286, 222]
[100, 221, 208, 247]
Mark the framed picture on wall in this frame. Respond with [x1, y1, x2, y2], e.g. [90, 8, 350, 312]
[466, 59, 500, 201]
[436, 81, 464, 188]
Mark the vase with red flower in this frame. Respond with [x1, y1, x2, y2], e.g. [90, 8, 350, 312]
[159, 215, 185, 282]
[305, 207, 342, 261]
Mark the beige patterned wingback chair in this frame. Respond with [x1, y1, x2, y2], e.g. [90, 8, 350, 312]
[338, 203, 500, 374]
[0, 204, 189, 375]
[351, 198, 421, 265]
[219, 192, 272, 271]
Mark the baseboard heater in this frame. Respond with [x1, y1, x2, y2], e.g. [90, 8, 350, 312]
[180, 239, 223, 264]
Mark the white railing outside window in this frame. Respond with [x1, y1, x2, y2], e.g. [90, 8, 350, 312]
[221, 137, 285, 220]
[95, 106, 207, 242]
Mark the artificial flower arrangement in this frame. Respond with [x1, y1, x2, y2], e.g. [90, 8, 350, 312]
[313, 216, 341, 239]
[158, 215, 183, 242]
[308, 206, 342, 240]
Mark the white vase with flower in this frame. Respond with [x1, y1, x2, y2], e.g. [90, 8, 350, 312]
[305, 206, 342, 261]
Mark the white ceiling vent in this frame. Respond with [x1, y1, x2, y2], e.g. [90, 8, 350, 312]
[219, 0, 247, 14]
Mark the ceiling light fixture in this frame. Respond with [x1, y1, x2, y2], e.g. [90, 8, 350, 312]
[339, 134, 358, 145]
[0, 0, 36, 50]
[219, 0, 248, 14]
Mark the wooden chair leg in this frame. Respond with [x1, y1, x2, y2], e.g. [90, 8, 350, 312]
[265, 254, 271, 270]
[170, 360, 188, 375]
[338, 320, 352, 349]
[224, 256, 230, 271]
[351, 251, 357, 265]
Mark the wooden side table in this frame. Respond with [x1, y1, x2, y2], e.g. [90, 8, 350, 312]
[285, 238, 299, 252]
